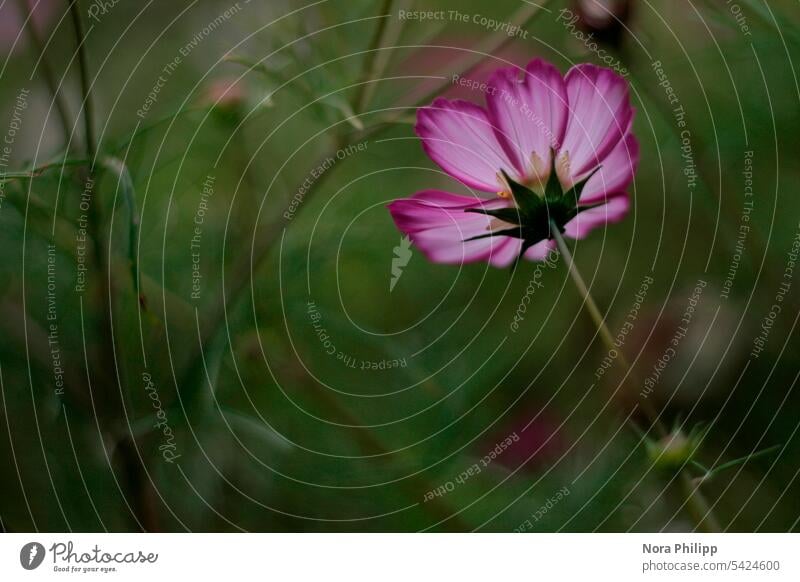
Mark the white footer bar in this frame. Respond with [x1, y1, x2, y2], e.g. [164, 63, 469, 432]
[1, 534, 797, 580]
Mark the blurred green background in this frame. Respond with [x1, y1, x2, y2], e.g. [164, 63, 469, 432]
[0, 0, 799, 532]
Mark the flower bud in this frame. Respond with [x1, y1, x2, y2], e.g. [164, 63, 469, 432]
[200, 78, 247, 122]
[573, 0, 632, 48]
[646, 428, 701, 470]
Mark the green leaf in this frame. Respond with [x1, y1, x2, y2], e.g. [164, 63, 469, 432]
[221, 407, 293, 452]
[100, 157, 143, 307]
[695, 444, 782, 485]
[320, 95, 364, 130]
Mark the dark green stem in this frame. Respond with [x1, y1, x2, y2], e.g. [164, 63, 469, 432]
[549, 221, 721, 532]
[15, 0, 73, 144]
[352, 0, 395, 114]
[66, 0, 157, 532]
[67, 1, 97, 163]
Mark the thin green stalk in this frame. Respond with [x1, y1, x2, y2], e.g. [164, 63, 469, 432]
[549, 221, 721, 533]
[67, 0, 97, 163]
[66, 0, 110, 391]
[66, 0, 157, 532]
[15, 0, 72, 144]
[0, 158, 90, 182]
[692, 444, 781, 486]
[351, 0, 401, 114]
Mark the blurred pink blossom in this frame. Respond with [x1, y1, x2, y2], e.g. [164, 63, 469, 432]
[0, 0, 59, 55]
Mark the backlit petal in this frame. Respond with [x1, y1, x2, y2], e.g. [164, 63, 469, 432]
[416, 98, 519, 192]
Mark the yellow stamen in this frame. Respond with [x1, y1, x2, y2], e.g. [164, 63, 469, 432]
[556, 150, 573, 190]
[496, 171, 513, 199]
[529, 151, 550, 193]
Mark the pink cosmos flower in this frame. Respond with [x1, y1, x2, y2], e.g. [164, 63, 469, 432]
[388, 59, 638, 267]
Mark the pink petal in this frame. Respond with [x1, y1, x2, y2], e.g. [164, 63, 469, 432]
[579, 133, 639, 204]
[389, 190, 559, 267]
[561, 64, 634, 178]
[416, 98, 518, 192]
[563, 193, 630, 240]
[524, 239, 557, 260]
[486, 59, 568, 178]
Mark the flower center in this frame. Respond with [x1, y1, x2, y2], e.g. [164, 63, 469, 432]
[496, 150, 574, 199]
[467, 158, 602, 266]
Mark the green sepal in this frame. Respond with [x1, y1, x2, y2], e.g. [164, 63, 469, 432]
[500, 169, 543, 217]
[463, 226, 522, 243]
[465, 207, 525, 225]
[544, 149, 563, 199]
[562, 165, 602, 205]
[463, 166, 609, 271]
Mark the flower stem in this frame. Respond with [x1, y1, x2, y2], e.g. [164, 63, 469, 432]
[15, 0, 73, 144]
[548, 221, 721, 532]
[66, 0, 158, 532]
[0, 158, 90, 182]
[67, 0, 97, 163]
[351, 0, 396, 114]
